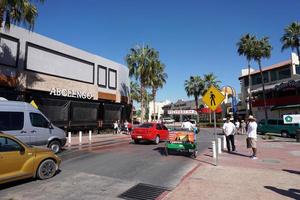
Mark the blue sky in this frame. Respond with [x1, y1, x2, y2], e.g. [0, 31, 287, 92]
[33, 0, 300, 103]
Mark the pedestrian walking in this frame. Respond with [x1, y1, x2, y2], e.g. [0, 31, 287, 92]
[235, 119, 240, 134]
[113, 121, 118, 134]
[246, 115, 258, 159]
[124, 120, 129, 135]
[117, 120, 121, 134]
[222, 116, 236, 153]
[241, 120, 246, 135]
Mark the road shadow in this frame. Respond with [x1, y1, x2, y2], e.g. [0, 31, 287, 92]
[129, 141, 157, 145]
[191, 158, 215, 166]
[204, 153, 213, 157]
[153, 147, 168, 156]
[0, 169, 62, 191]
[0, 178, 35, 191]
[264, 186, 300, 199]
[282, 169, 300, 175]
[230, 151, 251, 158]
[264, 140, 297, 143]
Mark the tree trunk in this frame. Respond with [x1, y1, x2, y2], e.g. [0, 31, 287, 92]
[194, 96, 198, 109]
[258, 60, 268, 120]
[247, 61, 253, 115]
[140, 83, 145, 123]
[152, 88, 156, 120]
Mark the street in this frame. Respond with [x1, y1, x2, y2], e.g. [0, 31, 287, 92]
[0, 128, 214, 200]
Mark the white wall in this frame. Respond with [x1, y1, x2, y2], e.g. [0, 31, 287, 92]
[0, 25, 130, 102]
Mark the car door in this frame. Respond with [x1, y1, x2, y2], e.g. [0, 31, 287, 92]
[0, 136, 33, 182]
[267, 119, 278, 134]
[29, 112, 52, 146]
[0, 111, 32, 144]
[155, 124, 163, 139]
[258, 119, 266, 133]
[161, 125, 169, 140]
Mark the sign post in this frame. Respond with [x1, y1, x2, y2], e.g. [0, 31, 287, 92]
[202, 85, 225, 166]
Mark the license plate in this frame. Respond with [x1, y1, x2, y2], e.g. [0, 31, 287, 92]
[137, 136, 142, 139]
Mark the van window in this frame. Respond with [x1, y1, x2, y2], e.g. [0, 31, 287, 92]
[278, 120, 284, 125]
[259, 119, 266, 124]
[0, 112, 24, 131]
[267, 120, 277, 125]
[0, 137, 23, 152]
[30, 113, 49, 128]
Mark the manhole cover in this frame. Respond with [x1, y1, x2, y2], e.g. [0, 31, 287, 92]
[119, 183, 170, 200]
[261, 159, 280, 164]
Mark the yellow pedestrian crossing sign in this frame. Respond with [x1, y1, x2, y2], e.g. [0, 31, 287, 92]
[202, 85, 225, 111]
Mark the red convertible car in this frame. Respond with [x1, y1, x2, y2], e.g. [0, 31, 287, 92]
[131, 122, 169, 144]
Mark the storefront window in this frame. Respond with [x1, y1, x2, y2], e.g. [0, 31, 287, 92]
[278, 67, 291, 80]
[270, 70, 277, 82]
[251, 72, 268, 85]
[251, 74, 261, 85]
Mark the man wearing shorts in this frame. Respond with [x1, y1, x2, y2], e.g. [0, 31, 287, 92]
[247, 115, 258, 159]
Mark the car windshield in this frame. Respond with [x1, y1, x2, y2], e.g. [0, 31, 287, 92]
[138, 123, 153, 128]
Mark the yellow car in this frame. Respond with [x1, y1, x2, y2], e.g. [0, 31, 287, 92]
[0, 133, 61, 184]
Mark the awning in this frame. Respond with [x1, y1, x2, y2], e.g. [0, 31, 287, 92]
[251, 83, 278, 93]
[271, 104, 300, 111]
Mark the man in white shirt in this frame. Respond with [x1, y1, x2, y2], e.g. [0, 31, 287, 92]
[181, 120, 194, 131]
[222, 117, 236, 152]
[247, 115, 258, 159]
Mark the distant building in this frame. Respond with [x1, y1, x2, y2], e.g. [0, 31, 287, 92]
[239, 53, 300, 121]
[148, 100, 171, 121]
[162, 99, 200, 122]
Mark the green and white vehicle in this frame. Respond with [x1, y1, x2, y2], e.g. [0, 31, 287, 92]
[258, 119, 299, 137]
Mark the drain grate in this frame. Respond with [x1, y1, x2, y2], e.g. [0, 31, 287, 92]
[119, 183, 170, 200]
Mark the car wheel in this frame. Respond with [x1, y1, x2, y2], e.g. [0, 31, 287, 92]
[37, 159, 57, 180]
[49, 140, 61, 154]
[134, 139, 140, 144]
[154, 135, 160, 145]
[281, 131, 288, 138]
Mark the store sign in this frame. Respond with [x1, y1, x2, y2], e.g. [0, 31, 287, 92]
[49, 88, 93, 100]
[283, 114, 300, 124]
[168, 110, 197, 115]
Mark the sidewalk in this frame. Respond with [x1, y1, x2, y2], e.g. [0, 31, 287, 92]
[164, 135, 300, 200]
[66, 133, 131, 147]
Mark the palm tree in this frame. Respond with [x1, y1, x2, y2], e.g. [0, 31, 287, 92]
[203, 73, 221, 123]
[184, 76, 204, 110]
[237, 34, 256, 115]
[130, 81, 140, 103]
[126, 45, 158, 122]
[0, 0, 45, 31]
[203, 73, 221, 92]
[148, 60, 167, 118]
[252, 37, 272, 120]
[281, 21, 300, 63]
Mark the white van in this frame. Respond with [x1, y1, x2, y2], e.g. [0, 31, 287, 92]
[0, 101, 66, 153]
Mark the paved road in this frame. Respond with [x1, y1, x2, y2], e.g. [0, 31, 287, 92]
[0, 128, 216, 200]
